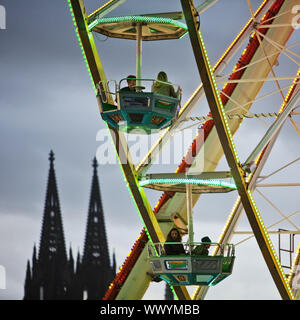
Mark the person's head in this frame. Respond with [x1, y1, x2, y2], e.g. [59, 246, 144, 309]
[201, 236, 212, 248]
[156, 71, 168, 83]
[167, 228, 182, 242]
[126, 75, 136, 89]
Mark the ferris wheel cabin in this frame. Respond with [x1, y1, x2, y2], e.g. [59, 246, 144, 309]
[148, 242, 235, 286]
[97, 79, 181, 134]
[89, 15, 187, 134]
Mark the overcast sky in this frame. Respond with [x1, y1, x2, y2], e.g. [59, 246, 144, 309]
[0, 0, 299, 300]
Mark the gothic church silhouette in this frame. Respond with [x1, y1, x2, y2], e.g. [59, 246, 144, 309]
[24, 151, 116, 300]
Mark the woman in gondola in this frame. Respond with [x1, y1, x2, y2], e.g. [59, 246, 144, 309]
[164, 227, 186, 255]
[152, 71, 181, 98]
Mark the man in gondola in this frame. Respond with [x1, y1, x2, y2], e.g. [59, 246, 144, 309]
[119, 75, 137, 92]
[192, 236, 212, 256]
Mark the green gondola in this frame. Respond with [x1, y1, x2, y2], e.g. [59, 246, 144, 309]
[148, 242, 235, 286]
[90, 15, 186, 134]
[97, 79, 181, 134]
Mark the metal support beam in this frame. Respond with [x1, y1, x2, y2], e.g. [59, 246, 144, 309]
[186, 181, 194, 245]
[68, 0, 190, 301]
[197, 0, 219, 15]
[181, 0, 294, 300]
[194, 85, 286, 300]
[288, 239, 300, 296]
[140, 0, 218, 21]
[256, 183, 300, 187]
[69, 0, 111, 100]
[87, 0, 126, 22]
[234, 231, 300, 235]
[243, 89, 300, 170]
[136, 23, 142, 87]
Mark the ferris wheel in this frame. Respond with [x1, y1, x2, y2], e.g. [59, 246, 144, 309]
[67, 0, 300, 300]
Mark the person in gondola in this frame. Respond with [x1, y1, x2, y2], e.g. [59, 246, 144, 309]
[118, 74, 148, 107]
[119, 75, 137, 92]
[164, 227, 186, 255]
[152, 71, 181, 98]
[192, 236, 212, 256]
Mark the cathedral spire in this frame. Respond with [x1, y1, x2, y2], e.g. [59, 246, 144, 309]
[76, 249, 81, 274]
[69, 246, 74, 274]
[38, 150, 67, 264]
[92, 156, 98, 171]
[31, 243, 38, 279]
[49, 150, 55, 165]
[25, 153, 114, 300]
[32, 243, 37, 265]
[23, 150, 71, 300]
[24, 260, 32, 300]
[82, 157, 110, 267]
[80, 157, 113, 299]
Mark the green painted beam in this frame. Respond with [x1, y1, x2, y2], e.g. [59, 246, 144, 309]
[180, 0, 294, 300]
[67, 0, 190, 300]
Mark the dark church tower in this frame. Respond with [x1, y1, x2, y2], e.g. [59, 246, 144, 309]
[24, 151, 73, 299]
[24, 153, 115, 300]
[77, 157, 116, 299]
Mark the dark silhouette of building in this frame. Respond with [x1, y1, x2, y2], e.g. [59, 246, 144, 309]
[24, 151, 115, 300]
[76, 157, 116, 299]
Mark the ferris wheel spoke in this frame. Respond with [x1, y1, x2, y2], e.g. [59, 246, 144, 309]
[234, 210, 300, 246]
[251, 33, 284, 102]
[220, 90, 270, 128]
[217, 41, 300, 82]
[256, 188, 300, 231]
[248, 0, 288, 103]
[259, 8, 293, 25]
[255, 30, 300, 65]
[257, 157, 300, 183]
